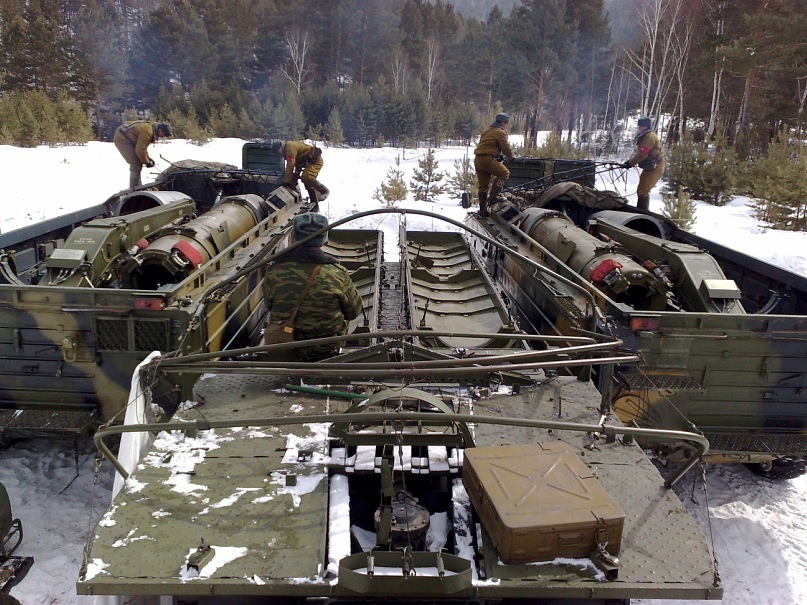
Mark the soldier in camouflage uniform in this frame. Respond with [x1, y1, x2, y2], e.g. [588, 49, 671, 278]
[622, 117, 665, 211]
[262, 213, 362, 361]
[474, 113, 515, 217]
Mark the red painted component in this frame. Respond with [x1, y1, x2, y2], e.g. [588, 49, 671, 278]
[134, 297, 165, 310]
[590, 258, 622, 285]
[171, 240, 204, 268]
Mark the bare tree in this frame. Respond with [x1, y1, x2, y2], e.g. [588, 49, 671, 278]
[706, 1, 726, 138]
[425, 38, 440, 102]
[604, 54, 633, 151]
[624, 0, 691, 130]
[670, 7, 693, 140]
[798, 76, 807, 138]
[280, 30, 310, 95]
[391, 51, 409, 94]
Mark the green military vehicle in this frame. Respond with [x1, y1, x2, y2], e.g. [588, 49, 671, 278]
[78, 215, 722, 604]
[465, 158, 807, 478]
[0, 143, 309, 439]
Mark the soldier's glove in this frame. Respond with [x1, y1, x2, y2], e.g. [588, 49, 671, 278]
[495, 154, 505, 162]
[146, 159, 155, 168]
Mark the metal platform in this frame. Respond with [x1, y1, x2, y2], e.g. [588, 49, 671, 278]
[79, 374, 721, 602]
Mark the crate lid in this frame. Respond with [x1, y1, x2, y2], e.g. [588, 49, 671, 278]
[463, 442, 625, 529]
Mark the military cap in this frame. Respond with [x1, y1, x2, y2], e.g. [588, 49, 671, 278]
[637, 117, 652, 128]
[293, 212, 328, 246]
[495, 113, 510, 124]
[155, 122, 173, 137]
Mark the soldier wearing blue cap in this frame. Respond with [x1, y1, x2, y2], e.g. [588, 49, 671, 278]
[262, 213, 362, 360]
[473, 113, 515, 217]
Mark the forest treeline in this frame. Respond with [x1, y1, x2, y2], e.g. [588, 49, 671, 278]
[0, 0, 805, 227]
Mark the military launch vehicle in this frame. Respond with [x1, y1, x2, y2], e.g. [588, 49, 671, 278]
[0, 144, 305, 439]
[0, 145, 805, 477]
[465, 158, 807, 478]
[77, 217, 722, 604]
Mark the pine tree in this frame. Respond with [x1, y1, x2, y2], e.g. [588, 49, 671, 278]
[409, 148, 446, 201]
[664, 133, 737, 206]
[25, 91, 62, 146]
[323, 108, 345, 146]
[445, 154, 476, 198]
[167, 107, 213, 146]
[208, 103, 242, 138]
[749, 133, 807, 231]
[661, 188, 696, 231]
[55, 93, 94, 144]
[372, 155, 408, 207]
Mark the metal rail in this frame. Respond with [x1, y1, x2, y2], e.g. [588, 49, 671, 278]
[95, 409, 707, 488]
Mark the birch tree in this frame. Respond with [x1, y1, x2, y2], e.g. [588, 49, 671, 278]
[281, 30, 310, 95]
[705, 0, 726, 138]
[391, 51, 410, 95]
[624, 0, 691, 129]
[424, 38, 440, 102]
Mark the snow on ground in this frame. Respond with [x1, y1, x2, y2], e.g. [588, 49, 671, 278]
[0, 137, 806, 604]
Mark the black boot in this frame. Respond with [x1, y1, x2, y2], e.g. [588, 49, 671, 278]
[478, 191, 489, 217]
[305, 188, 320, 212]
[488, 181, 504, 204]
[309, 178, 330, 201]
[636, 194, 650, 210]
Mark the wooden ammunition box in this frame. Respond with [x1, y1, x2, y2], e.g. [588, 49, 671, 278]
[462, 442, 624, 564]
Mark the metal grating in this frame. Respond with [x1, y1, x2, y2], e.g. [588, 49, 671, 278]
[96, 318, 170, 352]
[705, 431, 807, 454]
[618, 369, 704, 391]
[135, 320, 170, 351]
[0, 408, 97, 436]
[96, 318, 129, 351]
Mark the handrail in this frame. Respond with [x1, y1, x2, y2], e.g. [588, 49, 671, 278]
[95, 409, 707, 488]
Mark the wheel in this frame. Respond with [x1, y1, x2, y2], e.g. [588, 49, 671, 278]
[746, 458, 807, 481]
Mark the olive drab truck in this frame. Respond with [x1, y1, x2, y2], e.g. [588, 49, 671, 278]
[465, 157, 807, 478]
[78, 211, 722, 604]
[0, 143, 309, 440]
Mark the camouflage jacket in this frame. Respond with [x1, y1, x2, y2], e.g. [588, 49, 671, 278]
[474, 124, 514, 160]
[262, 247, 362, 340]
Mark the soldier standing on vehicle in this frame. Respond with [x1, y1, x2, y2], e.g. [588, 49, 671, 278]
[113, 120, 173, 189]
[274, 140, 330, 211]
[622, 117, 665, 211]
[473, 113, 515, 217]
[262, 213, 362, 361]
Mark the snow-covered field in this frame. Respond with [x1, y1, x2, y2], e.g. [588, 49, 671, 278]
[0, 138, 806, 604]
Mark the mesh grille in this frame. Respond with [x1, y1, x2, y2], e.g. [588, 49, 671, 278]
[705, 432, 807, 455]
[96, 319, 128, 351]
[96, 318, 170, 352]
[135, 321, 170, 351]
[618, 369, 704, 391]
[0, 408, 97, 435]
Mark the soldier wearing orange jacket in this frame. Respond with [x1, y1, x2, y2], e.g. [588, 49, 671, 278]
[113, 120, 173, 189]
